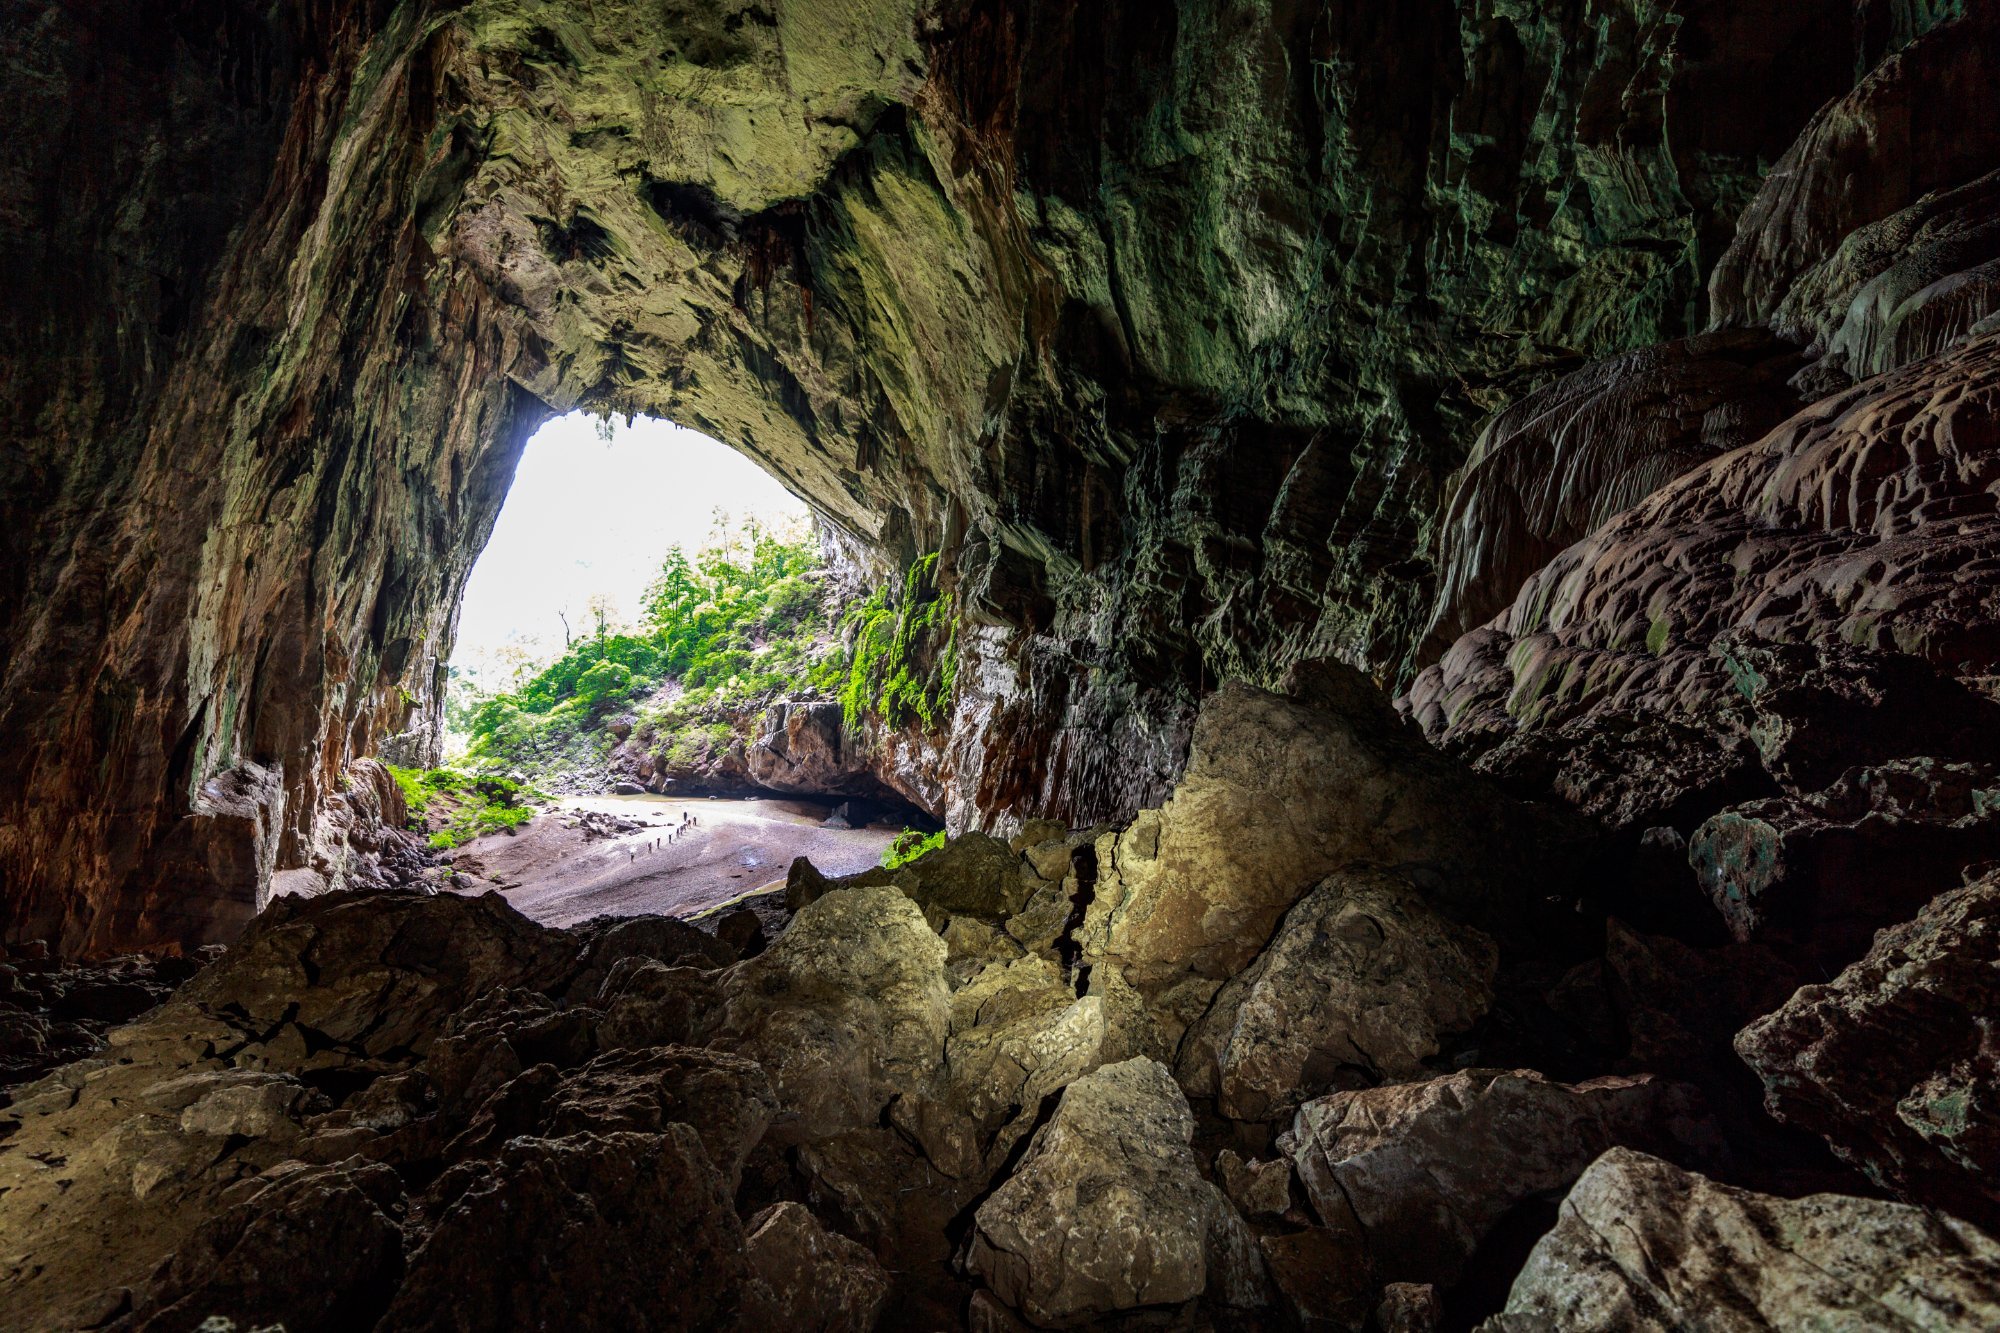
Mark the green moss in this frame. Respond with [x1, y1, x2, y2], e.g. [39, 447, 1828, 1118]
[882, 827, 945, 870]
[1646, 615, 1672, 656]
[833, 551, 958, 734]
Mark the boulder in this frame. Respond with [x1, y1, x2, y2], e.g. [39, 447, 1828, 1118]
[1291, 1069, 1718, 1288]
[1480, 1148, 2000, 1330]
[1178, 865, 1498, 1121]
[1736, 872, 2000, 1227]
[1215, 1149, 1293, 1217]
[714, 886, 949, 1140]
[383, 1128, 758, 1332]
[743, 1201, 893, 1333]
[1083, 663, 1583, 1053]
[1690, 757, 2000, 965]
[969, 1057, 1237, 1325]
[170, 889, 571, 1061]
[118, 1160, 406, 1333]
[916, 954, 1107, 1178]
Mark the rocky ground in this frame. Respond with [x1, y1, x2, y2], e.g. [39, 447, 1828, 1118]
[6, 667, 1996, 1331]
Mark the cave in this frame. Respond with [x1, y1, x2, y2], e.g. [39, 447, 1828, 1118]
[4, 0, 2000, 1329]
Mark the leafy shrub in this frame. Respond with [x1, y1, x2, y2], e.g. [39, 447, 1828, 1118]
[882, 828, 946, 870]
[385, 765, 537, 850]
[453, 519, 960, 785]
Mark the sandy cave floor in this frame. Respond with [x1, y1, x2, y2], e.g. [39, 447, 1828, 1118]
[442, 793, 899, 928]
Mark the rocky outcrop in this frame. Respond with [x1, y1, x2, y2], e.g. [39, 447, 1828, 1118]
[1408, 14, 2000, 909]
[0, 0, 1932, 951]
[1481, 1148, 2000, 1331]
[1422, 330, 1810, 658]
[1689, 758, 2000, 964]
[1289, 1071, 1718, 1290]
[1736, 871, 2000, 1229]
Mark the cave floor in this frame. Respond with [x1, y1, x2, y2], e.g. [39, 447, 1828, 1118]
[440, 794, 897, 928]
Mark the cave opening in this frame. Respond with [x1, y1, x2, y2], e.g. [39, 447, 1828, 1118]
[389, 408, 934, 922]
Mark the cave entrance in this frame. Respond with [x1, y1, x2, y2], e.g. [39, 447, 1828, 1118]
[404, 410, 925, 922]
[446, 409, 809, 756]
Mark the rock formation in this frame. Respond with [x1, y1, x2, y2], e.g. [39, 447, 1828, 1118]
[8, 1, 2000, 1329]
[0, 0, 1965, 950]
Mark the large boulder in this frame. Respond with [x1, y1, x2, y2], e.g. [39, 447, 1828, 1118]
[1736, 872, 2000, 1227]
[968, 1057, 1252, 1326]
[1082, 663, 1583, 1054]
[713, 885, 949, 1140]
[383, 1128, 759, 1332]
[1290, 1070, 1717, 1290]
[1481, 1149, 2000, 1330]
[743, 1201, 893, 1333]
[168, 889, 572, 1061]
[1178, 866, 1498, 1122]
[117, 1160, 406, 1333]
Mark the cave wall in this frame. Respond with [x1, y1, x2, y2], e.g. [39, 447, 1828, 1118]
[0, 0, 1968, 950]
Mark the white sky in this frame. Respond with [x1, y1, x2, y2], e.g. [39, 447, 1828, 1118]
[450, 412, 807, 682]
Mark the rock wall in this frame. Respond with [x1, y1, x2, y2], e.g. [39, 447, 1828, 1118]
[0, 0, 1972, 951]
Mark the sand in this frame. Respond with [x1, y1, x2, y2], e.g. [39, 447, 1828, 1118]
[443, 793, 898, 928]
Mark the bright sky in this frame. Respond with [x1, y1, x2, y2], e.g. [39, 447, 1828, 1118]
[450, 412, 807, 683]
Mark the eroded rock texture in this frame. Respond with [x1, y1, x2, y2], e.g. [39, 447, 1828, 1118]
[1483, 1149, 2000, 1332]
[0, 0, 1946, 950]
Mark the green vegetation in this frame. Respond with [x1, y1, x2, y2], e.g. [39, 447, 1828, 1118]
[451, 518, 960, 787]
[881, 827, 945, 870]
[834, 551, 958, 732]
[387, 765, 535, 850]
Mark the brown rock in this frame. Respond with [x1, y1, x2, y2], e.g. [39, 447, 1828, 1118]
[1736, 872, 2000, 1227]
[1690, 758, 2000, 964]
[743, 1201, 892, 1333]
[1179, 865, 1498, 1122]
[1257, 1227, 1373, 1332]
[119, 1160, 406, 1333]
[384, 1128, 757, 1332]
[1216, 1148, 1293, 1217]
[1480, 1148, 2000, 1331]
[1423, 329, 1808, 657]
[1375, 1282, 1443, 1333]
[1291, 1069, 1718, 1288]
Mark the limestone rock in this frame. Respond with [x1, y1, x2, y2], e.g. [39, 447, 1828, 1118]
[1411, 327, 2000, 839]
[1085, 663, 1578, 1054]
[1481, 1148, 2000, 1330]
[715, 885, 949, 1140]
[1712, 8, 2000, 339]
[1215, 1149, 1293, 1217]
[743, 1201, 892, 1333]
[1690, 758, 2000, 965]
[1291, 1069, 1718, 1289]
[969, 1057, 1229, 1326]
[1423, 329, 1808, 658]
[1736, 873, 2000, 1227]
[1375, 1283, 1443, 1333]
[1179, 866, 1498, 1122]
[919, 954, 1106, 1178]
[118, 1160, 406, 1333]
[384, 1128, 757, 1332]
[171, 889, 571, 1061]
